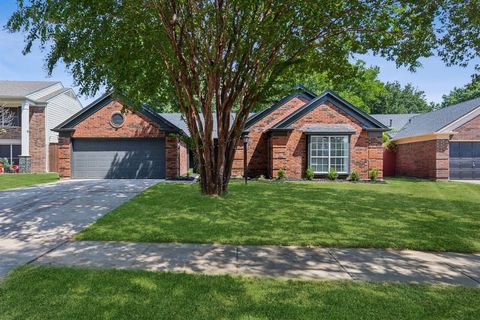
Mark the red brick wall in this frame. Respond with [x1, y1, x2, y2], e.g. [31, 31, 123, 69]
[231, 96, 309, 177]
[270, 102, 383, 179]
[451, 114, 480, 141]
[57, 100, 185, 178]
[29, 106, 46, 172]
[395, 139, 449, 179]
[72, 101, 166, 139]
[57, 133, 71, 177]
[179, 140, 188, 176]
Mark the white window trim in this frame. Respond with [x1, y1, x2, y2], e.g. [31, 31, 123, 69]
[308, 135, 350, 174]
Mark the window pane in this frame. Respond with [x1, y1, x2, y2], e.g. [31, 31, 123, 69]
[309, 135, 348, 173]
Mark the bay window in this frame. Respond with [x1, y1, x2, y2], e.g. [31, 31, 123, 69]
[309, 135, 349, 174]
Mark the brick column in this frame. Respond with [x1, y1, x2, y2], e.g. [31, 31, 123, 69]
[29, 106, 46, 172]
[57, 133, 72, 177]
[435, 139, 449, 179]
[165, 135, 179, 178]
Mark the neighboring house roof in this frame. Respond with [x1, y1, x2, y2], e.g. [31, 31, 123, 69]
[0, 80, 79, 106]
[371, 114, 419, 132]
[0, 80, 59, 98]
[53, 93, 182, 133]
[270, 89, 388, 131]
[393, 97, 480, 139]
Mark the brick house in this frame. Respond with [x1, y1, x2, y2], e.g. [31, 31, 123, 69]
[0, 80, 82, 172]
[237, 89, 388, 179]
[53, 89, 387, 180]
[374, 97, 480, 180]
[53, 93, 188, 179]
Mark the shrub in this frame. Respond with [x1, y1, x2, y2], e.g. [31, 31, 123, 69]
[305, 167, 314, 180]
[350, 170, 360, 182]
[0, 158, 12, 172]
[277, 168, 286, 180]
[186, 168, 193, 177]
[327, 168, 338, 180]
[369, 168, 379, 182]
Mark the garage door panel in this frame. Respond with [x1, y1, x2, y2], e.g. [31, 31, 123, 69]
[72, 138, 165, 179]
[449, 142, 480, 180]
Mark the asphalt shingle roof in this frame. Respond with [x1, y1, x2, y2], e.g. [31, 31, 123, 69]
[159, 112, 255, 138]
[0, 80, 59, 98]
[393, 97, 480, 139]
[371, 114, 418, 132]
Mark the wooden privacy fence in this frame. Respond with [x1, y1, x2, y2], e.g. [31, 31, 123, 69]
[49, 143, 59, 173]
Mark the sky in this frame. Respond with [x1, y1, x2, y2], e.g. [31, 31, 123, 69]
[0, 1, 478, 108]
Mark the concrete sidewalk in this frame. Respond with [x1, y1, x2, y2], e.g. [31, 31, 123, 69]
[34, 241, 480, 286]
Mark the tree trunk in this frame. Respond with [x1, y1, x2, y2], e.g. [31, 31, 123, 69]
[197, 136, 238, 196]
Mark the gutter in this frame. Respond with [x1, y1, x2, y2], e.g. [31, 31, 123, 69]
[392, 132, 455, 145]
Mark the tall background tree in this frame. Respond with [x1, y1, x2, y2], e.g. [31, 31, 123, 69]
[370, 81, 433, 114]
[7, 0, 480, 194]
[440, 78, 480, 107]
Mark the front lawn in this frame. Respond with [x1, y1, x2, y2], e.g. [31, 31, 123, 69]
[1, 266, 478, 320]
[76, 178, 480, 253]
[0, 173, 59, 190]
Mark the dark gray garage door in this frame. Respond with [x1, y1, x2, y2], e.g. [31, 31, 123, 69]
[449, 142, 480, 180]
[72, 138, 165, 179]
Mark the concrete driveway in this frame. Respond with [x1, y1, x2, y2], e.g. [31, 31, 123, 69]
[0, 179, 161, 277]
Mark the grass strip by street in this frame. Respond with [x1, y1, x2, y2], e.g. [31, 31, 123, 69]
[1, 265, 479, 320]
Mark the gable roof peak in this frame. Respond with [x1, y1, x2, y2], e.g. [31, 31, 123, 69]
[244, 87, 316, 129]
[271, 89, 388, 131]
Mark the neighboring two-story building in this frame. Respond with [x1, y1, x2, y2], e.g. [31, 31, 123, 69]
[0, 80, 83, 172]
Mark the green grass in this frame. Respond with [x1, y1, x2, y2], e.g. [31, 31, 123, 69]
[1, 266, 479, 320]
[76, 178, 480, 253]
[0, 173, 59, 190]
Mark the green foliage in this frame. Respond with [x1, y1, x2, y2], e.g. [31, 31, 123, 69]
[368, 169, 379, 182]
[327, 168, 338, 180]
[370, 81, 433, 114]
[8, 1, 479, 109]
[272, 60, 385, 113]
[350, 170, 360, 182]
[0, 158, 12, 171]
[382, 132, 397, 151]
[305, 167, 314, 180]
[440, 78, 480, 107]
[277, 169, 286, 180]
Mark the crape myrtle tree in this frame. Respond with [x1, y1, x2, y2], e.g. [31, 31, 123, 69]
[8, 0, 480, 195]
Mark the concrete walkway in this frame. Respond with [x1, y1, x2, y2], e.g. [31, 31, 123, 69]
[34, 241, 480, 286]
[0, 179, 161, 277]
